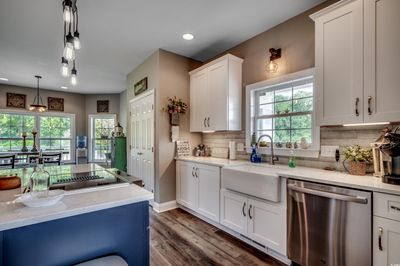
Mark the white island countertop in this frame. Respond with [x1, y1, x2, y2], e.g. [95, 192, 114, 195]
[0, 164, 153, 231]
[176, 157, 400, 196]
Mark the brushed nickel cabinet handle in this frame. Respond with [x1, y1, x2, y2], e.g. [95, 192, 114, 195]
[368, 96, 372, 115]
[207, 117, 210, 127]
[248, 204, 253, 219]
[242, 202, 246, 217]
[355, 97, 360, 117]
[192, 167, 195, 177]
[195, 167, 199, 178]
[378, 227, 383, 251]
[203, 118, 207, 127]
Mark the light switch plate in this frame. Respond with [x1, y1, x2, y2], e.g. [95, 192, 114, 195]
[320, 145, 339, 157]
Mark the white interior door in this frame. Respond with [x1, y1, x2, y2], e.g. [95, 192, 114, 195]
[130, 91, 154, 193]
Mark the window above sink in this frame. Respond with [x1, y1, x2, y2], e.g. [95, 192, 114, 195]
[245, 68, 320, 158]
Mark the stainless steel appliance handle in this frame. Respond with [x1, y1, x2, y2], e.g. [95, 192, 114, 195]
[248, 204, 253, 219]
[242, 202, 246, 217]
[368, 96, 372, 115]
[378, 227, 383, 251]
[355, 97, 360, 116]
[288, 184, 368, 204]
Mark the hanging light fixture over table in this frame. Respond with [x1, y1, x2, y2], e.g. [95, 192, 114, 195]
[29, 75, 46, 112]
[61, 0, 80, 86]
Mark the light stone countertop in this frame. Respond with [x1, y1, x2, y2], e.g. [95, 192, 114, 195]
[176, 157, 400, 196]
[0, 164, 153, 231]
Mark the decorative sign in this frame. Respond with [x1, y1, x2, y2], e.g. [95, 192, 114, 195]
[134, 77, 148, 96]
[176, 140, 191, 157]
[47, 97, 64, 111]
[6, 93, 26, 109]
[97, 100, 109, 113]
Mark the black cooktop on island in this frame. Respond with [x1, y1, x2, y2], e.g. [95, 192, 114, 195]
[50, 170, 128, 191]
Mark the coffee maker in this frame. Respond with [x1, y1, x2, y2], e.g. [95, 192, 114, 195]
[380, 127, 400, 185]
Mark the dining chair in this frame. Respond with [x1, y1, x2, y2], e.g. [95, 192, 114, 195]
[0, 155, 16, 169]
[29, 153, 62, 166]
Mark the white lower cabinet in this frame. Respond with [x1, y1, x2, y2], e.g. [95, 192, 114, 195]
[220, 189, 286, 255]
[373, 192, 400, 266]
[176, 161, 220, 223]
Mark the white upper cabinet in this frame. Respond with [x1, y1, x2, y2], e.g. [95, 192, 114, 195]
[189, 54, 243, 132]
[364, 0, 400, 123]
[311, 0, 400, 126]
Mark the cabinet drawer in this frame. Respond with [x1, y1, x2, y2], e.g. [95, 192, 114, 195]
[374, 192, 400, 221]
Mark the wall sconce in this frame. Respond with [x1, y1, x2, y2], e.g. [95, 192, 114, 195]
[265, 48, 281, 73]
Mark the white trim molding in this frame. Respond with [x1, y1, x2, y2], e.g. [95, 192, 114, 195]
[152, 200, 178, 213]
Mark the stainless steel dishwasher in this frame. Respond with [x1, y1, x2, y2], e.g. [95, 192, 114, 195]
[287, 179, 372, 266]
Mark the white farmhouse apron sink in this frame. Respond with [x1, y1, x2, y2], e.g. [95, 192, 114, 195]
[221, 163, 285, 202]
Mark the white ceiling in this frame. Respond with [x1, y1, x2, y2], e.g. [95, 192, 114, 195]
[0, 0, 324, 94]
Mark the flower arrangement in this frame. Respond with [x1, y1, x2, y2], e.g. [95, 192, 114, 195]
[164, 96, 187, 114]
[343, 145, 373, 163]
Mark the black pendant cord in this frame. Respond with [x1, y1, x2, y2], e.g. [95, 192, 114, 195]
[74, 6, 78, 32]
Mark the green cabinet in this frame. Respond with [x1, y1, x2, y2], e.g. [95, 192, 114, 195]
[111, 137, 127, 172]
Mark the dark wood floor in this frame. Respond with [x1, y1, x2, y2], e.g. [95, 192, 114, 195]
[150, 207, 284, 266]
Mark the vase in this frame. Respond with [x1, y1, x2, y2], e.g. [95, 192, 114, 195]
[349, 161, 367, 176]
[170, 113, 180, 125]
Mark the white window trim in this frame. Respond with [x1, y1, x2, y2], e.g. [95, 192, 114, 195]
[245, 68, 320, 158]
[0, 108, 76, 163]
[88, 114, 117, 163]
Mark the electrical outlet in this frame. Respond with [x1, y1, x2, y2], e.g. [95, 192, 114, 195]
[320, 145, 339, 157]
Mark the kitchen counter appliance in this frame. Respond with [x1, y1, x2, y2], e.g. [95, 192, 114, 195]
[380, 128, 400, 184]
[287, 179, 371, 266]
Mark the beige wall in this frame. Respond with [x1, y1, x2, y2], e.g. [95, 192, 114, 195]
[126, 49, 201, 203]
[157, 50, 201, 203]
[1, 84, 86, 135]
[119, 90, 128, 130]
[1, 84, 120, 136]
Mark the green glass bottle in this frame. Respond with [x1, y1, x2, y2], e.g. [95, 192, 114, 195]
[288, 149, 297, 168]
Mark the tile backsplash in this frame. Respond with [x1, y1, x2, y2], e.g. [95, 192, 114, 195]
[202, 125, 397, 171]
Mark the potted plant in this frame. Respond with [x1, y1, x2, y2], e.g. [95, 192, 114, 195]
[164, 96, 187, 125]
[343, 145, 373, 175]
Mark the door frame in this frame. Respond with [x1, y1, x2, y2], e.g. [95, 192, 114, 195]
[128, 90, 155, 191]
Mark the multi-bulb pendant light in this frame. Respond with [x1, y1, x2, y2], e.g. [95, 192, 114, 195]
[29, 76, 47, 112]
[61, 0, 80, 85]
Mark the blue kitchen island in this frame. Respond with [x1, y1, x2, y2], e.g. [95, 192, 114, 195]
[0, 164, 153, 266]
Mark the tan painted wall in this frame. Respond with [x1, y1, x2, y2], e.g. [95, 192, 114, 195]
[0, 84, 86, 135]
[157, 50, 201, 203]
[125, 49, 201, 203]
[0, 84, 120, 136]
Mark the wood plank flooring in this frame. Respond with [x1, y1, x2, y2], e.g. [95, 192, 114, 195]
[150, 207, 284, 266]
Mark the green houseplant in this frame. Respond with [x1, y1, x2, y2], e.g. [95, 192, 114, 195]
[343, 145, 373, 175]
[163, 96, 187, 125]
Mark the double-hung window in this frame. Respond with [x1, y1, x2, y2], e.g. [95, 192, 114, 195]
[247, 69, 319, 157]
[89, 114, 116, 162]
[0, 110, 75, 162]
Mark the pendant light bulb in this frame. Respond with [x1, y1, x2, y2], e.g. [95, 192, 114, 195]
[63, 33, 75, 61]
[73, 31, 81, 50]
[71, 68, 77, 86]
[61, 57, 69, 77]
[63, 0, 73, 23]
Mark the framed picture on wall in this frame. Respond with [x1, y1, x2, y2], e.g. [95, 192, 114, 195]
[97, 100, 109, 113]
[6, 93, 26, 109]
[47, 97, 64, 112]
[134, 77, 148, 96]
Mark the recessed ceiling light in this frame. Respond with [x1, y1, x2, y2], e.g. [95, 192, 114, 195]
[0, 77, 9, 81]
[61, 86, 68, 89]
[182, 33, 194, 40]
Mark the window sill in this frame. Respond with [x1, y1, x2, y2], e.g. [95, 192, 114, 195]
[246, 147, 320, 159]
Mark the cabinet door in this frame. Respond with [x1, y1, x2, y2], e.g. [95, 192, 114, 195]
[220, 189, 247, 235]
[197, 164, 220, 222]
[247, 199, 286, 255]
[373, 216, 400, 266]
[190, 69, 209, 132]
[364, 0, 400, 123]
[207, 59, 228, 131]
[176, 161, 197, 210]
[314, 0, 364, 125]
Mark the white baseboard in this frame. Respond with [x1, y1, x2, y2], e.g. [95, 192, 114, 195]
[152, 200, 178, 213]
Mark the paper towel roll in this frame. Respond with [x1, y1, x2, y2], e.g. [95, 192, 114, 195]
[229, 141, 236, 160]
